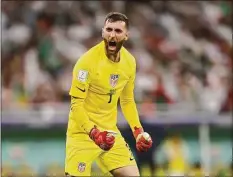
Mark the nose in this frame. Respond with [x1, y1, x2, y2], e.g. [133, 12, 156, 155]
[110, 31, 116, 38]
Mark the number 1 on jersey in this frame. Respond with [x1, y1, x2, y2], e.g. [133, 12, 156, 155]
[108, 89, 116, 103]
[108, 94, 112, 103]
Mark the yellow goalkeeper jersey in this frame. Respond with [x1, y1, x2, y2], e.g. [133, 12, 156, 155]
[67, 41, 142, 136]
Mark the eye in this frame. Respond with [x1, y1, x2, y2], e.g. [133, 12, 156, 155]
[106, 27, 112, 32]
[115, 29, 122, 33]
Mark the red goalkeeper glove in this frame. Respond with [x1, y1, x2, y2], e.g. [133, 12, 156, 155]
[133, 127, 153, 152]
[89, 126, 115, 151]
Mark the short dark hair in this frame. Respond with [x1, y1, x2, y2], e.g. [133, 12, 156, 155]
[104, 12, 129, 29]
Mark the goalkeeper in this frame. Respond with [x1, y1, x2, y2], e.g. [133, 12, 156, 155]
[65, 12, 153, 177]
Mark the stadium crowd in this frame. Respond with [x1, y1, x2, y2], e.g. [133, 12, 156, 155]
[2, 1, 232, 114]
[1, 1, 232, 176]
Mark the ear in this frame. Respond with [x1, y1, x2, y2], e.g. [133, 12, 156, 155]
[125, 31, 129, 41]
[102, 28, 104, 38]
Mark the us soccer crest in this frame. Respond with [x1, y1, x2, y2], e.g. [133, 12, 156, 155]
[78, 162, 86, 172]
[110, 74, 119, 88]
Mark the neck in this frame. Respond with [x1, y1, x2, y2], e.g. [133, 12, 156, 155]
[110, 53, 120, 62]
[105, 50, 120, 63]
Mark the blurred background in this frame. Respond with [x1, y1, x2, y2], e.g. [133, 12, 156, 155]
[1, 1, 232, 176]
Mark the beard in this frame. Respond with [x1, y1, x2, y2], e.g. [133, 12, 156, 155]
[103, 38, 125, 57]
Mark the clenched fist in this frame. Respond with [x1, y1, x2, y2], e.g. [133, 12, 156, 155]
[133, 127, 153, 152]
[89, 126, 115, 151]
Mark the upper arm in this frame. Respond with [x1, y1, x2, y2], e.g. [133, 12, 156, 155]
[69, 57, 91, 99]
[120, 60, 136, 100]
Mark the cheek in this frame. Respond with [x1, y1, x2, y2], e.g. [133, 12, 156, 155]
[116, 34, 126, 41]
[102, 32, 108, 38]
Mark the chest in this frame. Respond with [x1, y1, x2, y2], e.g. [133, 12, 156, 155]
[90, 59, 131, 94]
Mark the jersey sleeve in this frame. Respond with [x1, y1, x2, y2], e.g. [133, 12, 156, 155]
[120, 60, 142, 132]
[69, 56, 95, 133]
[69, 57, 91, 98]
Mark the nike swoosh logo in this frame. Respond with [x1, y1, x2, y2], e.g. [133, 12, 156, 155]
[77, 87, 86, 92]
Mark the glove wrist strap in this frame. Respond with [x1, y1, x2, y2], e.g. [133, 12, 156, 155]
[133, 127, 144, 139]
[89, 125, 99, 140]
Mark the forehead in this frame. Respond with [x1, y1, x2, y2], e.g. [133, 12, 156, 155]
[104, 20, 127, 30]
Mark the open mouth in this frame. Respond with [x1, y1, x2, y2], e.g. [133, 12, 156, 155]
[108, 41, 117, 50]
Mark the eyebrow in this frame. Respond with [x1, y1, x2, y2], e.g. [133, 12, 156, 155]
[106, 27, 123, 32]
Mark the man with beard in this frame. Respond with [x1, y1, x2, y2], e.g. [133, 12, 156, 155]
[65, 12, 153, 177]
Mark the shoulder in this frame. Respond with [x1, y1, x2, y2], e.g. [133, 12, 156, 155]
[121, 47, 136, 69]
[74, 41, 103, 69]
[122, 47, 136, 64]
